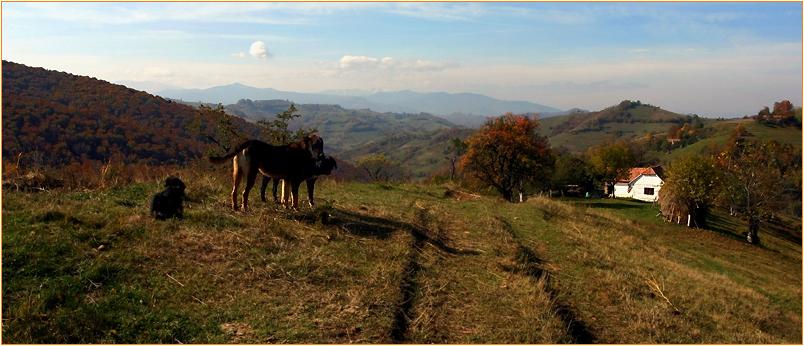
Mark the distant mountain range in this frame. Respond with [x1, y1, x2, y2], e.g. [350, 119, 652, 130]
[155, 83, 562, 126]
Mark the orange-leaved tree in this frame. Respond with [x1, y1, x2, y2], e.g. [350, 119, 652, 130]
[460, 113, 552, 201]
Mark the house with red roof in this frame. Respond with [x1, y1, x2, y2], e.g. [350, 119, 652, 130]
[612, 166, 664, 202]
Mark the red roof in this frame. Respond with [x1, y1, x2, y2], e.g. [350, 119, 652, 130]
[617, 167, 658, 183]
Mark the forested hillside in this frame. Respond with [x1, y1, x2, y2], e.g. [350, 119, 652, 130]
[2, 61, 258, 166]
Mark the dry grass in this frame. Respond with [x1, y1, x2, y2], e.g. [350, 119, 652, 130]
[513, 196, 802, 343]
[2, 174, 801, 343]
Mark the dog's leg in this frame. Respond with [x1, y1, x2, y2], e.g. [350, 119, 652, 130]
[242, 168, 258, 212]
[260, 175, 270, 203]
[290, 180, 301, 210]
[280, 179, 289, 207]
[231, 158, 242, 211]
[306, 178, 317, 208]
[272, 178, 281, 204]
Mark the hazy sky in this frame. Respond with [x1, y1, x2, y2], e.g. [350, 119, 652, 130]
[3, 2, 801, 117]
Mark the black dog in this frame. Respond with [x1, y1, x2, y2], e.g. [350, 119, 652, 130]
[261, 155, 338, 207]
[151, 176, 186, 220]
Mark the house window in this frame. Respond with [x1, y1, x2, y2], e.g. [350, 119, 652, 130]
[644, 187, 654, 195]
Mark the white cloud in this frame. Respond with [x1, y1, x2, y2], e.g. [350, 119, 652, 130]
[339, 55, 379, 69]
[338, 55, 456, 72]
[249, 41, 269, 59]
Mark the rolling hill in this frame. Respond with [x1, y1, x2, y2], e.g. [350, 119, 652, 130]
[159, 83, 394, 113]
[2, 61, 259, 166]
[338, 128, 476, 179]
[537, 100, 801, 165]
[8, 60, 796, 183]
[537, 100, 692, 152]
[156, 83, 560, 126]
[223, 99, 458, 154]
[661, 117, 802, 162]
[0, 61, 462, 176]
[356, 89, 561, 125]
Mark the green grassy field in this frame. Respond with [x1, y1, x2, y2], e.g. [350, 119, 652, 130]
[3, 175, 801, 343]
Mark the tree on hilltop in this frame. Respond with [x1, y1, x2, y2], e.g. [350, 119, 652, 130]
[258, 103, 315, 145]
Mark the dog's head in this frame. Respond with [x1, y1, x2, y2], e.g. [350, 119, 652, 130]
[315, 156, 338, 175]
[303, 134, 325, 159]
[164, 176, 186, 193]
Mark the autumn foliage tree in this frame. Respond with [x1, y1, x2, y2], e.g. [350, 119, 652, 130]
[772, 100, 795, 117]
[460, 113, 552, 202]
[755, 100, 800, 127]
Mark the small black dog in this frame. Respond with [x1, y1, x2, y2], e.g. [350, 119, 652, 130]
[151, 176, 186, 220]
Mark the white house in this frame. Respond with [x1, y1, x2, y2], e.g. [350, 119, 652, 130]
[613, 167, 664, 202]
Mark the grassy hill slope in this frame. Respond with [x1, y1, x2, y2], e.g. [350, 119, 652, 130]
[3, 174, 800, 343]
[662, 118, 802, 162]
[537, 101, 689, 152]
[339, 128, 475, 179]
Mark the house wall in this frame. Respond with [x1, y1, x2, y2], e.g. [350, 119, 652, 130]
[613, 183, 631, 198]
[631, 175, 663, 202]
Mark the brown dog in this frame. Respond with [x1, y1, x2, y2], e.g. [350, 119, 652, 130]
[209, 134, 324, 211]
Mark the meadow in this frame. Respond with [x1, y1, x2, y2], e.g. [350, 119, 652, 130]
[3, 171, 801, 343]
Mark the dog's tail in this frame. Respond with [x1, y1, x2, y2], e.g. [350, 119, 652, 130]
[208, 140, 253, 164]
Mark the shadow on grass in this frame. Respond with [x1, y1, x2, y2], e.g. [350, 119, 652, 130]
[290, 207, 481, 342]
[290, 207, 482, 256]
[494, 217, 595, 343]
[698, 212, 748, 243]
[575, 200, 644, 210]
[707, 211, 802, 245]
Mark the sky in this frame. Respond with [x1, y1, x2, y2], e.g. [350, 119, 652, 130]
[2, 2, 801, 117]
